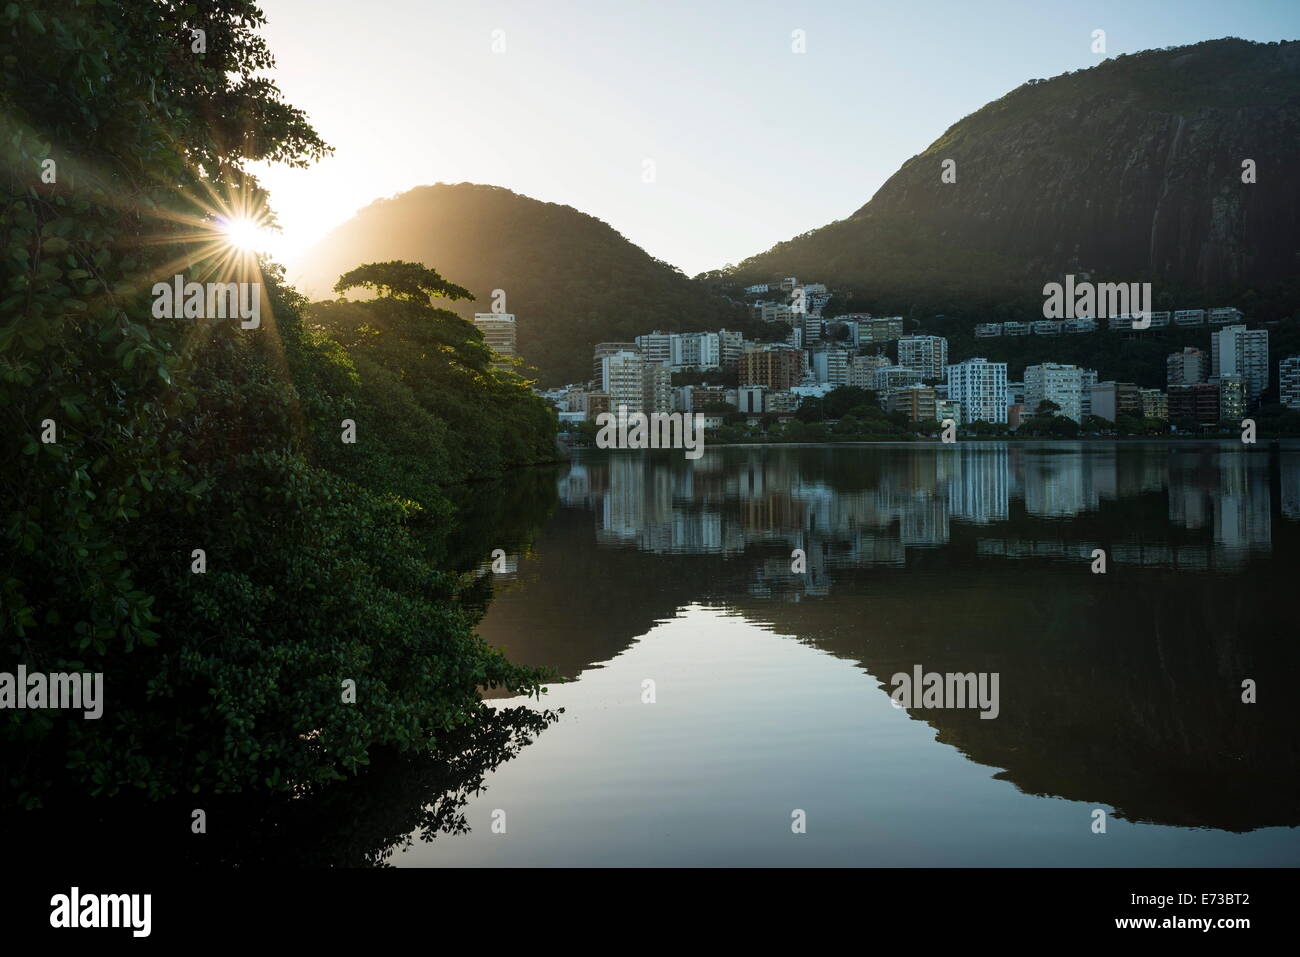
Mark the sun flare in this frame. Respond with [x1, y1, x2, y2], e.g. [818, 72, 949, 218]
[219, 215, 272, 252]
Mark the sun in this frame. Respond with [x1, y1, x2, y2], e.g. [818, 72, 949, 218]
[218, 214, 272, 252]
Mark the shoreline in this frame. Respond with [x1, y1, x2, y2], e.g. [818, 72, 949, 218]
[562, 436, 1299, 452]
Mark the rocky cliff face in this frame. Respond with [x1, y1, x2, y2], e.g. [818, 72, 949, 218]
[733, 39, 1300, 301]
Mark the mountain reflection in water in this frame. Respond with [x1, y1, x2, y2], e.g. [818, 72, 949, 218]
[438, 442, 1299, 865]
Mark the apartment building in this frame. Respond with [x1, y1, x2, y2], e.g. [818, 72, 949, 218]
[1024, 363, 1084, 422]
[887, 386, 938, 423]
[1167, 383, 1220, 425]
[1167, 347, 1208, 387]
[600, 350, 645, 414]
[753, 301, 796, 325]
[848, 354, 892, 390]
[811, 348, 851, 386]
[1209, 374, 1246, 421]
[1079, 369, 1098, 417]
[766, 391, 801, 414]
[1210, 325, 1269, 405]
[633, 331, 673, 365]
[739, 343, 802, 391]
[737, 385, 768, 414]
[1090, 381, 1142, 422]
[1140, 389, 1168, 421]
[859, 316, 905, 343]
[1207, 307, 1244, 326]
[472, 313, 517, 361]
[872, 365, 927, 394]
[1280, 356, 1300, 409]
[592, 342, 639, 383]
[898, 335, 949, 381]
[642, 361, 673, 414]
[945, 358, 1008, 424]
[718, 329, 745, 369]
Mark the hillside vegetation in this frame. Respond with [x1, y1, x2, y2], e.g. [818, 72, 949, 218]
[297, 183, 757, 385]
[730, 39, 1300, 313]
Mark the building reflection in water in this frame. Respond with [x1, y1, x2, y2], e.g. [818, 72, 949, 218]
[558, 443, 1289, 597]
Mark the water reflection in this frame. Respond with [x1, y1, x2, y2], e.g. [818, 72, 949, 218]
[467, 443, 1300, 847]
[558, 443, 1280, 574]
[48, 443, 1291, 866]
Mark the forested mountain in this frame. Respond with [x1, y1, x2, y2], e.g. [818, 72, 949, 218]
[729, 39, 1300, 314]
[297, 184, 751, 385]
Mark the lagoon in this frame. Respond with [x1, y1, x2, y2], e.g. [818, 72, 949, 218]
[393, 441, 1300, 866]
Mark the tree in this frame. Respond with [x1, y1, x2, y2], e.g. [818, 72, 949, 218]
[1115, 414, 1146, 435]
[796, 397, 826, 422]
[2, 2, 553, 808]
[334, 261, 471, 304]
[834, 413, 862, 434]
[971, 419, 1010, 435]
[823, 386, 877, 418]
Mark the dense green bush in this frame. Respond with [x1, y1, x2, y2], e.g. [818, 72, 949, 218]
[308, 264, 558, 484]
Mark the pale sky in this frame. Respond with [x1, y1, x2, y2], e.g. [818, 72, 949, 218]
[249, 0, 1300, 281]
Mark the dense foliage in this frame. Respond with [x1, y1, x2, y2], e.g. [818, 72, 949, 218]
[2, 1, 556, 808]
[310, 262, 560, 485]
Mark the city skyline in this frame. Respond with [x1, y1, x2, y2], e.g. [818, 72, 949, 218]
[535, 278, 1299, 431]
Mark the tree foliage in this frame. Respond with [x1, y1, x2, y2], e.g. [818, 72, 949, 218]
[2, 2, 555, 807]
[333, 260, 471, 305]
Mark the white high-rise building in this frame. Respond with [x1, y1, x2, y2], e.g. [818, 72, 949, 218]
[898, 336, 949, 381]
[670, 331, 723, 370]
[872, 365, 927, 394]
[1024, 363, 1084, 422]
[642, 361, 673, 414]
[848, 354, 891, 389]
[811, 349, 850, 386]
[737, 385, 768, 414]
[1210, 325, 1269, 404]
[634, 331, 673, 365]
[946, 358, 1008, 424]
[718, 329, 745, 369]
[601, 350, 645, 414]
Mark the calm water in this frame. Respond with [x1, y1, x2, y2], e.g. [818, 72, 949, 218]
[397, 441, 1300, 867]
